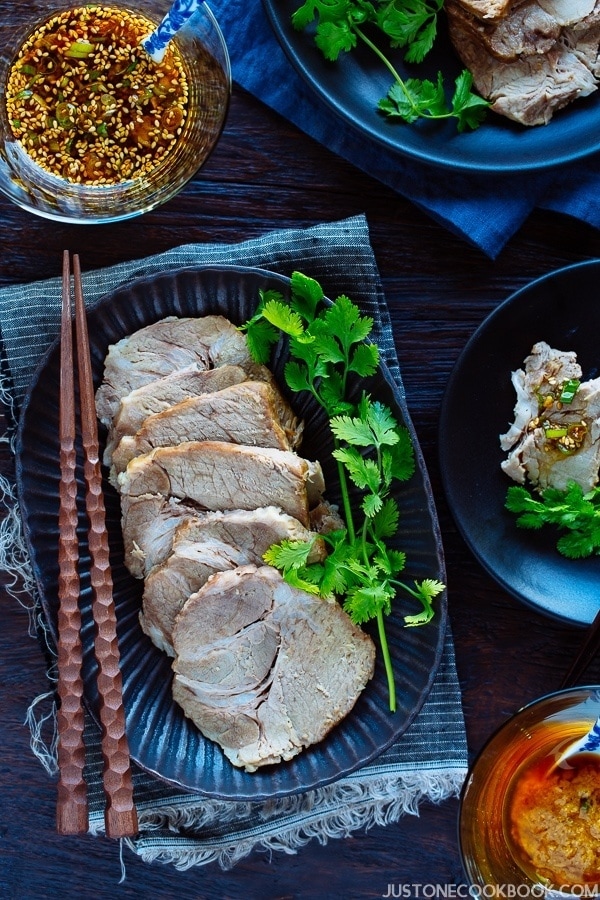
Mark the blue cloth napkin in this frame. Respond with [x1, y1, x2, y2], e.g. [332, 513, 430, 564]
[207, 0, 600, 258]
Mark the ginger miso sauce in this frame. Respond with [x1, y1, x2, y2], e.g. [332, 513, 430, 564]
[503, 721, 600, 891]
[5, 5, 189, 185]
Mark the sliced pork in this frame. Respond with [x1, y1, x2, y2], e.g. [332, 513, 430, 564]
[95, 316, 255, 425]
[454, 0, 513, 19]
[117, 441, 325, 527]
[103, 363, 250, 466]
[446, 1, 561, 60]
[500, 341, 581, 451]
[110, 380, 302, 481]
[171, 565, 376, 772]
[120, 495, 336, 579]
[140, 508, 326, 654]
[447, 0, 600, 125]
[500, 342, 600, 492]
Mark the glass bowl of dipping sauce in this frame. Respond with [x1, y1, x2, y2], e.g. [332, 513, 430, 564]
[0, 0, 230, 222]
[459, 687, 600, 897]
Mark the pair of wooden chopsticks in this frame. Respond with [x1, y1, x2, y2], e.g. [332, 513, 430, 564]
[56, 251, 138, 839]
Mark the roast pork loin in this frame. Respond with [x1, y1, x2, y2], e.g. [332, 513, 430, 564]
[95, 315, 255, 425]
[447, 0, 600, 125]
[117, 441, 325, 527]
[171, 565, 376, 772]
[109, 380, 302, 483]
[140, 508, 326, 655]
[104, 363, 251, 466]
[96, 312, 371, 769]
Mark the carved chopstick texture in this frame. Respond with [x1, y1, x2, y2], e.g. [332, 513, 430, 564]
[56, 250, 89, 835]
[72, 254, 138, 839]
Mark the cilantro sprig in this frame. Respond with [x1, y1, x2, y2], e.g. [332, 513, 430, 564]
[505, 482, 600, 559]
[291, 0, 489, 131]
[241, 272, 445, 711]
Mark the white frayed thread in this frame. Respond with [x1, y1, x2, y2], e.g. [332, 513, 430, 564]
[124, 769, 466, 872]
[25, 691, 59, 777]
[0, 472, 38, 627]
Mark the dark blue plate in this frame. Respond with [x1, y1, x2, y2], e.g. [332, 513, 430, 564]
[262, 0, 600, 172]
[16, 265, 446, 799]
[439, 260, 600, 626]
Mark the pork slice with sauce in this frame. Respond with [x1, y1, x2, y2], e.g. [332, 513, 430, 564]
[500, 342, 600, 492]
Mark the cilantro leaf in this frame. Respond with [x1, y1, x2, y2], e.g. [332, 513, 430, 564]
[505, 482, 600, 558]
[377, 0, 441, 63]
[291, 0, 488, 132]
[349, 342, 379, 377]
[372, 498, 399, 538]
[315, 20, 357, 59]
[261, 299, 305, 338]
[242, 318, 279, 364]
[242, 271, 444, 712]
[452, 70, 490, 132]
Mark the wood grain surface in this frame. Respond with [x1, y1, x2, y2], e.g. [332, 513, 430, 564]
[2, 88, 600, 900]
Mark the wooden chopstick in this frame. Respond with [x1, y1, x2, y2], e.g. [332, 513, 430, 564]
[560, 606, 600, 689]
[71, 253, 139, 840]
[56, 250, 89, 835]
[56, 252, 138, 838]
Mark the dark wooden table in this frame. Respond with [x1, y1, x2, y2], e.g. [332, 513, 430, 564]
[2, 85, 600, 900]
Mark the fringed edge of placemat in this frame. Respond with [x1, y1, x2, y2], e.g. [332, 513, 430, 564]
[114, 767, 466, 871]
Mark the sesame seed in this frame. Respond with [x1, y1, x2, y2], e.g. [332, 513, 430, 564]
[6, 3, 189, 185]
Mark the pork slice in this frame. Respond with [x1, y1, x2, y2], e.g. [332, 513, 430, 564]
[110, 380, 302, 481]
[121, 498, 325, 578]
[119, 494, 191, 577]
[172, 565, 278, 659]
[117, 441, 325, 526]
[140, 506, 326, 654]
[537, 0, 597, 27]
[453, 0, 513, 21]
[171, 565, 376, 772]
[140, 540, 251, 655]
[449, 23, 598, 124]
[446, 0, 561, 60]
[563, 17, 600, 79]
[229, 584, 375, 771]
[501, 379, 600, 491]
[95, 316, 254, 425]
[103, 363, 250, 466]
[500, 342, 582, 451]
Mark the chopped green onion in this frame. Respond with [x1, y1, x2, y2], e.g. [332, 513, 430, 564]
[67, 40, 94, 59]
[544, 426, 568, 439]
[55, 101, 75, 126]
[31, 92, 48, 109]
[15, 89, 33, 100]
[559, 378, 580, 404]
[19, 64, 37, 76]
[97, 122, 108, 137]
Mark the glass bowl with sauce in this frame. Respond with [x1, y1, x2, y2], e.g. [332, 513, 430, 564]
[459, 686, 600, 897]
[0, 0, 230, 222]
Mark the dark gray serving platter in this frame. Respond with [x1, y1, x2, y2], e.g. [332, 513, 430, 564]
[439, 260, 600, 627]
[262, 0, 600, 172]
[16, 264, 447, 799]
